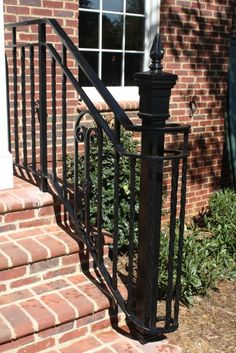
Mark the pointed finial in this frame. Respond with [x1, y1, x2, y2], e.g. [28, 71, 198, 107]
[149, 34, 164, 72]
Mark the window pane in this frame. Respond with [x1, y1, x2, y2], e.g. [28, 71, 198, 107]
[126, 0, 144, 14]
[103, 0, 123, 12]
[125, 16, 144, 50]
[79, 0, 99, 9]
[102, 53, 122, 86]
[80, 12, 99, 48]
[79, 52, 98, 86]
[102, 14, 123, 49]
[125, 53, 143, 85]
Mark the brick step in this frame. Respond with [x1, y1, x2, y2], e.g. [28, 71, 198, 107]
[0, 224, 100, 293]
[0, 177, 111, 292]
[0, 319, 182, 353]
[0, 177, 153, 352]
[0, 177, 59, 232]
[0, 269, 118, 352]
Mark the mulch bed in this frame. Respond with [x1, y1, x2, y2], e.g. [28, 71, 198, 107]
[169, 280, 236, 353]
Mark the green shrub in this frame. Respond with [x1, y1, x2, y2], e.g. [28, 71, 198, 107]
[202, 189, 236, 256]
[180, 232, 235, 305]
[68, 131, 236, 306]
[175, 188, 236, 305]
[158, 225, 236, 306]
[67, 128, 140, 249]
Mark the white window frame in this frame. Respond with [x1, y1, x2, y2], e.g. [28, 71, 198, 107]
[80, 0, 161, 102]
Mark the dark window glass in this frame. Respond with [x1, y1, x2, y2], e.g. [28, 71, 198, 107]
[102, 53, 122, 86]
[125, 53, 143, 85]
[102, 14, 123, 49]
[126, 0, 144, 14]
[103, 0, 123, 12]
[79, 0, 99, 9]
[79, 52, 98, 86]
[125, 16, 144, 50]
[79, 12, 99, 48]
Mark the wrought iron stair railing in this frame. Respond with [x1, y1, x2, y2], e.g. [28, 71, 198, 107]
[5, 18, 190, 339]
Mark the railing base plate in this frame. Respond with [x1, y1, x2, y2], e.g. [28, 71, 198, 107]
[127, 322, 166, 344]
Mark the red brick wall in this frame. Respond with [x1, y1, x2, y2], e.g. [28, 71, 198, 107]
[3, 0, 236, 217]
[4, 0, 78, 36]
[160, 0, 236, 216]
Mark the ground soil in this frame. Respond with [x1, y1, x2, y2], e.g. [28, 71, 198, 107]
[169, 280, 236, 353]
[117, 256, 236, 353]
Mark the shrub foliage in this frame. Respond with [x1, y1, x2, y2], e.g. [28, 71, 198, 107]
[67, 128, 140, 248]
[67, 128, 236, 306]
[177, 189, 236, 305]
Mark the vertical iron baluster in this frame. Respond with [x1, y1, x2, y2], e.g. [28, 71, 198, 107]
[5, 55, 11, 153]
[74, 127, 79, 219]
[21, 46, 27, 166]
[51, 56, 57, 180]
[12, 27, 19, 163]
[30, 46, 36, 170]
[165, 158, 179, 329]
[38, 22, 48, 191]
[127, 156, 136, 311]
[96, 127, 104, 264]
[62, 45, 67, 200]
[74, 116, 86, 221]
[174, 133, 189, 324]
[112, 120, 120, 289]
[84, 129, 91, 245]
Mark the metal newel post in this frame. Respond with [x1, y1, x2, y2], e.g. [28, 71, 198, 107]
[134, 35, 178, 331]
[38, 22, 48, 192]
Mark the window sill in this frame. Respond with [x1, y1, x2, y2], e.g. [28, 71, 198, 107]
[78, 99, 139, 113]
[78, 86, 140, 112]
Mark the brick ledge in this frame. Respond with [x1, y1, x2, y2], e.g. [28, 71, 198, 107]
[78, 100, 139, 113]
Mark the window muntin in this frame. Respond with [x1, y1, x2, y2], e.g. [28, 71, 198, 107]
[79, 0, 145, 87]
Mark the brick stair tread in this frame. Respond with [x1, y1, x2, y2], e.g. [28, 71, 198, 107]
[0, 325, 182, 353]
[47, 329, 181, 353]
[0, 177, 54, 215]
[0, 224, 82, 272]
[0, 271, 114, 345]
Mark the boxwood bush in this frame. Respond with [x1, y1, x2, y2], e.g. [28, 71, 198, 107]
[67, 127, 140, 248]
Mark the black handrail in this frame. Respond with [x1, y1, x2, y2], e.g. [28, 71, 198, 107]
[5, 19, 190, 339]
[5, 18, 190, 156]
[46, 43, 124, 152]
[5, 18, 133, 128]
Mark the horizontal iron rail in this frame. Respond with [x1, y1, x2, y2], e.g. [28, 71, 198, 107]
[127, 123, 191, 133]
[75, 111, 190, 159]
